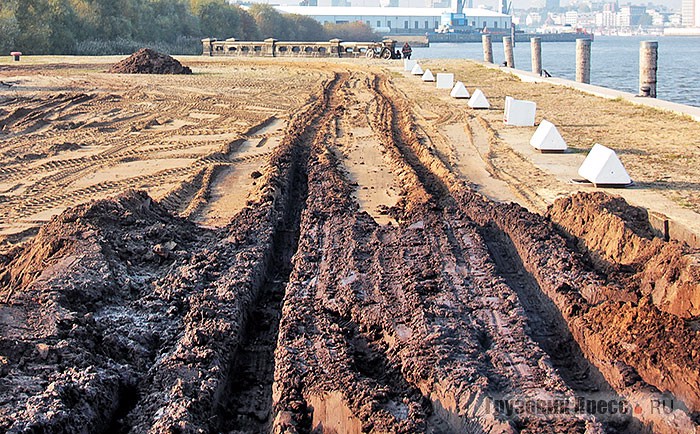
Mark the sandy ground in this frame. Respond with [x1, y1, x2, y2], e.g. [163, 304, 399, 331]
[0, 56, 330, 244]
[1, 55, 699, 434]
[1, 55, 699, 246]
[388, 58, 700, 245]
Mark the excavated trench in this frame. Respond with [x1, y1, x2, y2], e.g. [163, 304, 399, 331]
[0, 68, 699, 434]
[216, 173, 306, 431]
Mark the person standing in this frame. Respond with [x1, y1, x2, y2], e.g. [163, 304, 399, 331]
[402, 42, 412, 60]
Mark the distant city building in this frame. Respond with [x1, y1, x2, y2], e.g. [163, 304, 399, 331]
[274, 5, 511, 33]
[617, 4, 646, 28]
[564, 10, 578, 25]
[669, 13, 683, 26]
[603, 1, 618, 13]
[595, 9, 617, 27]
[525, 11, 542, 26]
[425, 0, 450, 8]
[681, 0, 700, 27]
[646, 8, 665, 26]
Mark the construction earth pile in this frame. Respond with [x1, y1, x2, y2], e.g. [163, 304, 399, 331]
[0, 58, 699, 433]
[108, 49, 192, 75]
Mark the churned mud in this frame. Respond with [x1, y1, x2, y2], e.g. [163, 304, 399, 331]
[0, 58, 699, 433]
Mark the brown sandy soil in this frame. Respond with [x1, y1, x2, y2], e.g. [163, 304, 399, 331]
[390, 59, 700, 246]
[0, 56, 699, 434]
[0, 56, 330, 246]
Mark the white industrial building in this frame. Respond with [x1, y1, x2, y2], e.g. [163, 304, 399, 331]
[275, 6, 511, 33]
[682, 0, 699, 26]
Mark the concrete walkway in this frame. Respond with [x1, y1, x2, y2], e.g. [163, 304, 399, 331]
[486, 62, 700, 122]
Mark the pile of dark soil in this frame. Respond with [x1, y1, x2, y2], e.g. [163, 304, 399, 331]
[547, 191, 700, 319]
[108, 48, 192, 75]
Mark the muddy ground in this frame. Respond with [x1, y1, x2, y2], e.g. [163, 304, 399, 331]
[0, 57, 699, 433]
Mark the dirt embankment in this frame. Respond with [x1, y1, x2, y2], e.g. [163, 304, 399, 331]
[0, 62, 699, 434]
[548, 192, 700, 319]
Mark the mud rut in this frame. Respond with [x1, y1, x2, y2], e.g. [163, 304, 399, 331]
[1, 69, 699, 434]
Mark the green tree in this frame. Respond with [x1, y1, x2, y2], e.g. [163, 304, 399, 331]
[323, 21, 378, 42]
[197, 1, 243, 40]
[13, 0, 53, 53]
[286, 14, 324, 41]
[238, 7, 260, 40]
[84, 0, 144, 41]
[248, 4, 288, 39]
[145, 0, 198, 42]
[46, 0, 82, 53]
[0, 1, 20, 53]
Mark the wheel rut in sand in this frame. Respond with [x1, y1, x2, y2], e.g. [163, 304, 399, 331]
[196, 117, 287, 227]
[328, 74, 401, 225]
[2, 62, 699, 434]
[216, 160, 307, 432]
[479, 223, 641, 433]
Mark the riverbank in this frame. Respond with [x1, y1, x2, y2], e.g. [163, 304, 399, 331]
[412, 36, 700, 108]
[386, 57, 700, 246]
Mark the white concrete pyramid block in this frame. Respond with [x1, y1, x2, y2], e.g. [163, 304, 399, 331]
[468, 88, 490, 109]
[422, 69, 435, 82]
[404, 59, 417, 72]
[578, 143, 631, 185]
[504, 96, 536, 126]
[450, 81, 470, 98]
[530, 119, 567, 151]
[436, 73, 454, 89]
[411, 64, 423, 75]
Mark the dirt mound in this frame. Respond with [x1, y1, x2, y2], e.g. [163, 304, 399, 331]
[547, 192, 700, 319]
[108, 48, 192, 74]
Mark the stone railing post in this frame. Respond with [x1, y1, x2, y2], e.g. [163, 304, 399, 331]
[264, 38, 277, 57]
[531, 37, 542, 76]
[503, 36, 514, 68]
[639, 41, 658, 98]
[201, 38, 215, 56]
[329, 39, 342, 57]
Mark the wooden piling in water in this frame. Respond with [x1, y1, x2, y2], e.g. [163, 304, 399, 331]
[639, 41, 658, 98]
[482, 34, 493, 63]
[576, 38, 591, 84]
[531, 37, 542, 76]
[503, 36, 514, 68]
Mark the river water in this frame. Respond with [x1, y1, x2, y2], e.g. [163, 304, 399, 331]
[412, 35, 700, 108]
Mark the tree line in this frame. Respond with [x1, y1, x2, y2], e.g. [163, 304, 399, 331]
[0, 0, 378, 55]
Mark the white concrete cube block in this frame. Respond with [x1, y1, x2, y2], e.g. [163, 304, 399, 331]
[404, 59, 417, 72]
[436, 73, 454, 89]
[578, 143, 631, 185]
[504, 97, 536, 126]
